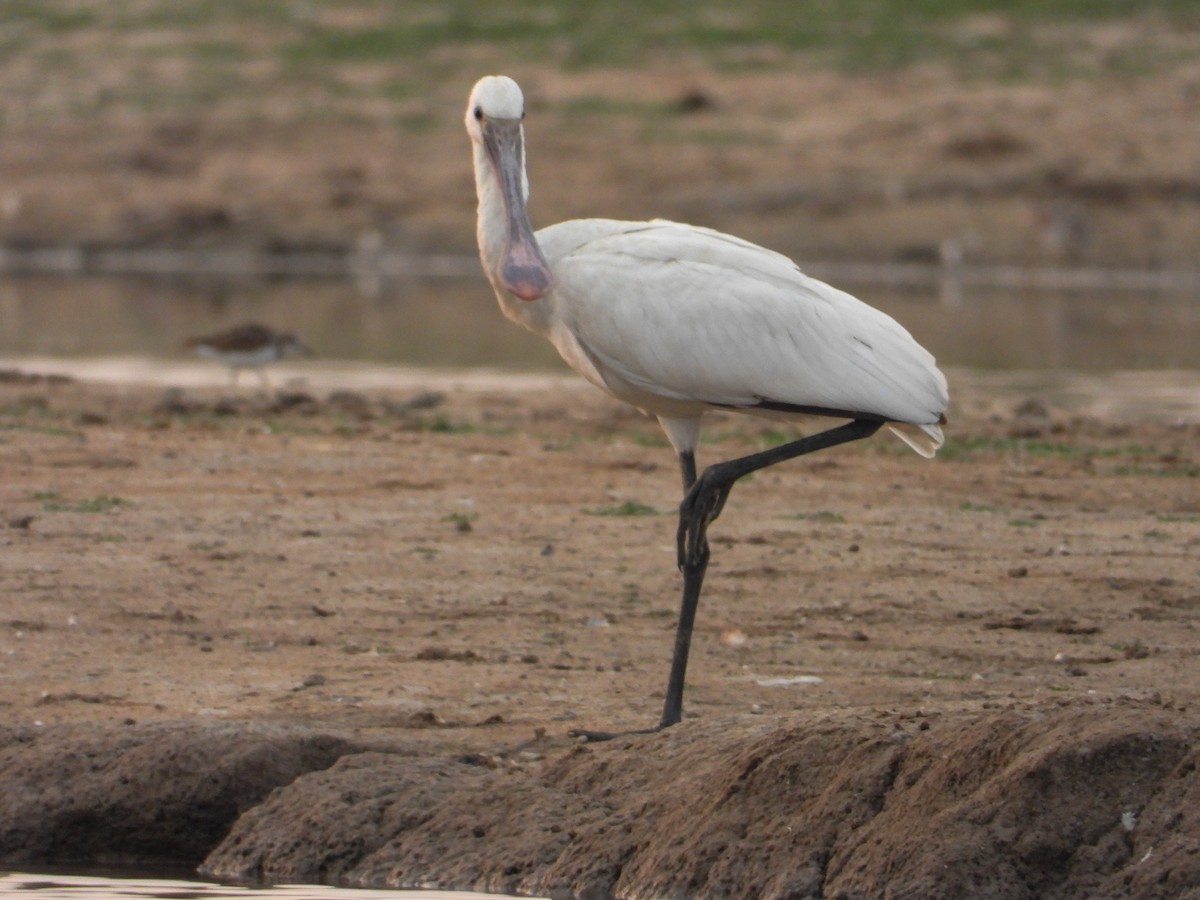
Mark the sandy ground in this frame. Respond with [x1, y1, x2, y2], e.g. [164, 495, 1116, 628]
[0, 364, 1198, 896]
[1, 365, 1198, 734]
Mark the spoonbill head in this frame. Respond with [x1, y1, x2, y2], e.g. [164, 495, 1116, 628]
[466, 75, 554, 303]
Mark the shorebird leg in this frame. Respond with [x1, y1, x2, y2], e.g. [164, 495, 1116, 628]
[571, 418, 882, 742]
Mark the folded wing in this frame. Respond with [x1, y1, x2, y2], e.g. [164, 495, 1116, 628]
[538, 219, 948, 454]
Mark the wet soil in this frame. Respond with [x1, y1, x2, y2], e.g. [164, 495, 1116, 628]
[0, 368, 1198, 897]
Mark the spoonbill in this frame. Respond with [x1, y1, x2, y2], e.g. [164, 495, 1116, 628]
[466, 75, 948, 740]
[185, 323, 312, 388]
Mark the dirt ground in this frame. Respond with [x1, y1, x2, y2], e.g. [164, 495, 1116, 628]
[0, 365, 1198, 897]
[3, 62, 1200, 270]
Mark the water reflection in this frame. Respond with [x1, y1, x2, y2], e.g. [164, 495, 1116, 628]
[0, 871, 533, 898]
[0, 273, 1196, 371]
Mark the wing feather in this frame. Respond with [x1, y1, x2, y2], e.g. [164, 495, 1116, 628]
[538, 219, 948, 434]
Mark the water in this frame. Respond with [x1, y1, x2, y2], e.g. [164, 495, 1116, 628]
[0, 275, 558, 372]
[0, 871, 540, 899]
[0, 272, 1196, 373]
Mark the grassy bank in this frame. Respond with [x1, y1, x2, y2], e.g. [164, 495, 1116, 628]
[2, 1, 1198, 126]
[0, 2, 1197, 267]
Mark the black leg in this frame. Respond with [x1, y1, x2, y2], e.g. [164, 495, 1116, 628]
[571, 418, 882, 742]
[678, 449, 697, 493]
[568, 449, 702, 743]
[657, 526, 708, 729]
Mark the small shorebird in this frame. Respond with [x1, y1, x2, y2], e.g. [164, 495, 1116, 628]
[185, 323, 312, 388]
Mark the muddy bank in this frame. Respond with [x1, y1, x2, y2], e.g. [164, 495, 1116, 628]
[1, 704, 1197, 899]
[200, 703, 1200, 899]
[3, 65, 1200, 270]
[0, 372, 1198, 896]
[0, 720, 358, 870]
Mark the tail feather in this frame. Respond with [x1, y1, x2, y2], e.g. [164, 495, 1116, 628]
[888, 421, 944, 458]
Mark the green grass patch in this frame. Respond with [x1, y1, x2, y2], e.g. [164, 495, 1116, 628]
[391, 0, 1200, 73]
[939, 435, 1090, 460]
[785, 510, 846, 523]
[585, 500, 662, 517]
[641, 124, 780, 147]
[445, 511, 478, 531]
[630, 431, 672, 448]
[186, 39, 250, 62]
[39, 494, 129, 513]
[941, 436, 1185, 473]
[412, 415, 476, 435]
[3, 0, 1198, 132]
[0, 2, 97, 32]
[260, 420, 326, 437]
[1113, 463, 1200, 478]
[555, 96, 670, 118]
[755, 427, 805, 446]
[0, 421, 83, 438]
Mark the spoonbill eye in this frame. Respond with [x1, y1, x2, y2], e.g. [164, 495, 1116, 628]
[473, 106, 483, 121]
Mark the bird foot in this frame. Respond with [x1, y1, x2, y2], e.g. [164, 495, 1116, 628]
[568, 723, 666, 743]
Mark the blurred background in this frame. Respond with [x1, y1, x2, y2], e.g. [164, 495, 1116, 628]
[0, 0, 1198, 371]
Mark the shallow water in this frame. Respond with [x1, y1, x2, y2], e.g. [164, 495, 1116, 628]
[0, 871, 540, 899]
[0, 272, 1196, 372]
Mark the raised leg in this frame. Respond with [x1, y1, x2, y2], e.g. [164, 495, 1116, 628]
[675, 419, 882, 570]
[571, 418, 882, 742]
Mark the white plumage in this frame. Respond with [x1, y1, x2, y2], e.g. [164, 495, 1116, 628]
[533, 218, 946, 456]
[466, 75, 948, 739]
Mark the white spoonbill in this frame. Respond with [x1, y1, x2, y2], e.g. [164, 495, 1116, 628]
[466, 75, 948, 740]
